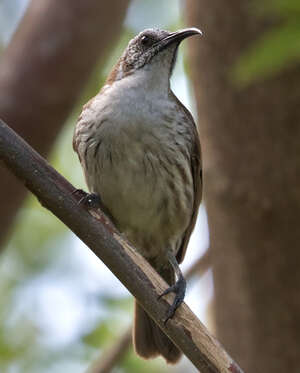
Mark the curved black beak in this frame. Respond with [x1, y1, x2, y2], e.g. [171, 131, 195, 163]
[157, 27, 202, 51]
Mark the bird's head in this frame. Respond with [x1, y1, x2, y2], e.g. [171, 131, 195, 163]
[106, 27, 202, 85]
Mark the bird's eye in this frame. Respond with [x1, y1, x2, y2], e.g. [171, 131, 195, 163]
[140, 35, 153, 47]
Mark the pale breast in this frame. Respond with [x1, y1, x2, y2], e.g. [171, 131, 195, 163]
[74, 83, 195, 258]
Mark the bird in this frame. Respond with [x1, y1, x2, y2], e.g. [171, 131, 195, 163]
[73, 27, 202, 364]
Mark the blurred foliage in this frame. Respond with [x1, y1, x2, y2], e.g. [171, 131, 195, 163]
[233, 0, 300, 85]
[122, 351, 166, 373]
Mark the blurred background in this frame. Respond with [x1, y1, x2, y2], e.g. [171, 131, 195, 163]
[0, 0, 300, 373]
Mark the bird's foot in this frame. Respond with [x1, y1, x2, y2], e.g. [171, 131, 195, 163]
[72, 189, 101, 209]
[158, 274, 186, 324]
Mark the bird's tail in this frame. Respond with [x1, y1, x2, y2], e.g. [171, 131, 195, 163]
[133, 265, 181, 364]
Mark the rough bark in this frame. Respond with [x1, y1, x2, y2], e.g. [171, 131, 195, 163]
[186, 1, 300, 372]
[0, 0, 129, 244]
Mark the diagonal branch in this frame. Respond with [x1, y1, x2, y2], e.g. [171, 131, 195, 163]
[0, 119, 244, 373]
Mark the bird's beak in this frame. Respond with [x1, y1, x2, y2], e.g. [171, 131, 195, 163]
[157, 27, 203, 50]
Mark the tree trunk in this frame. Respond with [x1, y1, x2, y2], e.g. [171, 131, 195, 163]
[0, 0, 129, 244]
[185, 1, 300, 372]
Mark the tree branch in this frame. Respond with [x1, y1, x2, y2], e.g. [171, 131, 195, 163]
[85, 251, 212, 373]
[0, 119, 244, 373]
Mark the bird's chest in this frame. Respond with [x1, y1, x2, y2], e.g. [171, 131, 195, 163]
[76, 85, 194, 255]
[95, 117, 177, 216]
[91, 92, 176, 197]
[91, 114, 192, 253]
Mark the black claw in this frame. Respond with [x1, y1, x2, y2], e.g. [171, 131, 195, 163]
[79, 193, 101, 208]
[158, 275, 186, 324]
[71, 188, 86, 197]
[72, 189, 101, 209]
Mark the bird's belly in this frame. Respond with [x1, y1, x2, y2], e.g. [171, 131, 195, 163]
[90, 138, 193, 257]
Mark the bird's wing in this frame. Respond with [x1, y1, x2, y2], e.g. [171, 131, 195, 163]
[73, 84, 110, 156]
[173, 96, 202, 264]
[72, 97, 95, 156]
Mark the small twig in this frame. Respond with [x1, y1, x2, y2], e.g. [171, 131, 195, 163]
[0, 119, 244, 373]
[85, 328, 132, 373]
[86, 251, 212, 373]
[185, 249, 211, 281]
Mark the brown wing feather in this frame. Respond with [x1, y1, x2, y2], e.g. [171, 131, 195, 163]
[171, 93, 202, 264]
[72, 97, 94, 154]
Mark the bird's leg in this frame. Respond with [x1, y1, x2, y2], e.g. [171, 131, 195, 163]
[72, 189, 101, 209]
[158, 251, 186, 324]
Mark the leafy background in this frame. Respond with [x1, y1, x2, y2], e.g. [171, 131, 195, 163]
[233, 0, 300, 84]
